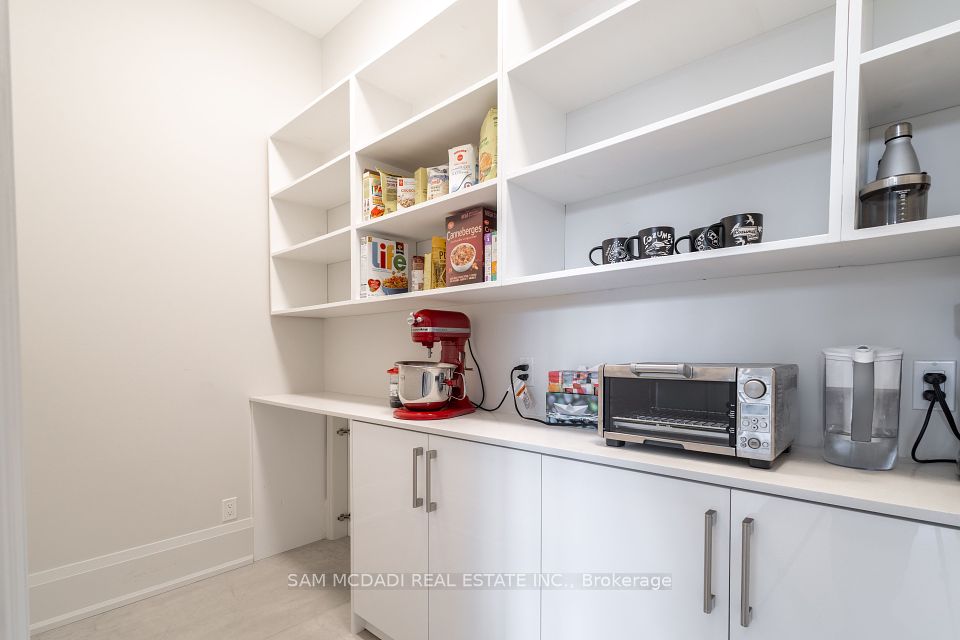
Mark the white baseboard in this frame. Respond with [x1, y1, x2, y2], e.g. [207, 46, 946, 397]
[28, 519, 253, 634]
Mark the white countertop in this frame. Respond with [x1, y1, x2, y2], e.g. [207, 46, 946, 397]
[250, 391, 960, 529]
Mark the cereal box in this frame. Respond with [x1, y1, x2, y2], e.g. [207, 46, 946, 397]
[361, 170, 384, 220]
[397, 177, 416, 211]
[445, 207, 495, 287]
[484, 230, 497, 282]
[359, 236, 408, 297]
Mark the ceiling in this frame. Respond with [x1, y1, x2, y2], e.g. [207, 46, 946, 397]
[248, 0, 364, 38]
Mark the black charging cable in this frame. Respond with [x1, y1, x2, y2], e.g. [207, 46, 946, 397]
[465, 348, 554, 424]
[511, 366, 552, 425]
[910, 372, 960, 464]
[466, 338, 510, 412]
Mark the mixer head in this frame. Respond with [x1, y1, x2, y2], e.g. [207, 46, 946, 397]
[407, 309, 471, 358]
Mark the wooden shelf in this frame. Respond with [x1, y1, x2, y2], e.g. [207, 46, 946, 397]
[508, 65, 834, 205]
[356, 74, 497, 170]
[270, 152, 350, 209]
[271, 227, 351, 264]
[271, 79, 350, 155]
[357, 179, 497, 240]
[860, 20, 960, 126]
[507, 0, 835, 113]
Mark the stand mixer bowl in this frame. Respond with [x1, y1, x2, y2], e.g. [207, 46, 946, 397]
[396, 361, 462, 411]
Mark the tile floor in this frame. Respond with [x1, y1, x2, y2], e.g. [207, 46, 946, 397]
[35, 538, 376, 640]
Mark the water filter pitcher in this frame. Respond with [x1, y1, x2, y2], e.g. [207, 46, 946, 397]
[823, 345, 903, 470]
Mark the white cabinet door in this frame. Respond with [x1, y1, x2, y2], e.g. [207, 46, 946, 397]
[731, 490, 960, 640]
[351, 422, 429, 640]
[427, 435, 541, 640]
[541, 457, 730, 640]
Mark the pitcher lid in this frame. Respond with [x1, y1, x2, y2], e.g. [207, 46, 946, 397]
[823, 345, 903, 363]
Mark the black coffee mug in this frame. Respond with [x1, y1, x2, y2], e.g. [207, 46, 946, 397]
[721, 213, 763, 247]
[589, 237, 633, 266]
[675, 222, 724, 253]
[630, 226, 675, 259]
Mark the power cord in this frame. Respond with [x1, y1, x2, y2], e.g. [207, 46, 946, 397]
[911, 373, 960, 464]
[511, 366, 552, 425]
[467, 338, 509, 412]
[465, 351, 553, 424]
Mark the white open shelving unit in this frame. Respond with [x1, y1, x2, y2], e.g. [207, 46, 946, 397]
[266, 0, 960, 319]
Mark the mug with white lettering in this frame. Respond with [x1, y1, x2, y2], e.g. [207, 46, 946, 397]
[721, 213, 763, 246]
[589, 237, 633, 265]
[674, 223, 724, 253]
[630, 226, 675, 259]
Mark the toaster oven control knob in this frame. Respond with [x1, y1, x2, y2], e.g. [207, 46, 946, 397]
[743, 379, 767, 399]
[747, 437, 761, 450]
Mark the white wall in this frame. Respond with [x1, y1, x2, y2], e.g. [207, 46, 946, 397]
[324, 256, 960, 458]
[10, 0, 325, 629]
[319, 0, 455, 90]
[0, 0, 28, 635]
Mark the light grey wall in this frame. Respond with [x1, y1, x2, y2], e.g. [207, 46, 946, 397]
[10, 0, 325, 575]
[325, 256, 960, 457]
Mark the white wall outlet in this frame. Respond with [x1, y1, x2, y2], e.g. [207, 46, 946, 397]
[221, 497, 237, 522]
[913, 361, 956, 411]
[515, 356, 534, 392]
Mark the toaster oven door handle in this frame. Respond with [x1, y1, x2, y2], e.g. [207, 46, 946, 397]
[629, 363, 692, 378]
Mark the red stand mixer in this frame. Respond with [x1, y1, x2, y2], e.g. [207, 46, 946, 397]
[394, 309, 476, 420]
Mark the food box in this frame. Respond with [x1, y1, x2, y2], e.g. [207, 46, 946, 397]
[547, 370, 599, 395]
[427, 165, 448, 200]
[359, 236, 409, 297]
[397, 177, 416, 211]
[378, 169, 403, 215]
[545, 393, 599, 428]
[425, 236, 445, 289]
[445, 207, 495, 287]
[361, 170, 384, 220]
[414, 167, 428, 204]
[448, 144, 477, 193]
[410, 255, 424, 292]
[423, 253, 433, 290]
[484, 231, 497, 282]
[479, 107, 497, 182]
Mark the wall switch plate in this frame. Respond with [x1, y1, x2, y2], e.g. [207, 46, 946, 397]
[913, 361, 956, 411]
[221, 497, 237, 522]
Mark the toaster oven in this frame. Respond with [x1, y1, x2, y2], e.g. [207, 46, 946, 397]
[598, 363, 798, 468]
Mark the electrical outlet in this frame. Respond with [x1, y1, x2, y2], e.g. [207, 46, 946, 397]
[515, 356, 534, 373]
[221, 497, 237, 522]
[913, 361, 956, 411]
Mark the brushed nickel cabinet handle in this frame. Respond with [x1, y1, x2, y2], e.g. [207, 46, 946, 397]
[703, 509, 717, 614]
[741, 517, 755, 627]
[412, 447, 423, 509]
[425, 449, 437, 512]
